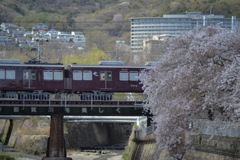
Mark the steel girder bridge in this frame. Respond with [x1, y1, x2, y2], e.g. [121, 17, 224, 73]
[0, 93, 146, 116]
[0, 93, 148, 160]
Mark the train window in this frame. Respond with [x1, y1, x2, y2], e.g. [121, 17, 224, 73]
[44, 70, 53, 80]
[0, 69, 5, 79]
[100, 71, 112, 81]
[107, 71, 112, 81]
[54, 70, 63, 80]
[31, 70, 36, 80]
[130, 71, 138, 81]
[120, 71, 128, 81]
[83, 70, 92, 80]
[6, 70, 15, 79]
[100, 71, 105, 80]
[23, 70, 36, 80]
[23, 70, 29, 80]
[73, 70, 82, 80]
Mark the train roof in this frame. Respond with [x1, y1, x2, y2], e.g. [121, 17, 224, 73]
[68, 63, 146, 69]
[68, 61, 158, 69]
[0, 59, 21, 64]
[144, 61, 160, 66]
[98, 61, 124, 66]
[0, 59, 64, 67]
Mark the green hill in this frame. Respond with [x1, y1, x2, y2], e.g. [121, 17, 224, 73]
[1, 0, 240, 39]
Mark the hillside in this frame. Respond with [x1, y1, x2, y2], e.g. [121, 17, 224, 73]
[1, 0, 240, 39]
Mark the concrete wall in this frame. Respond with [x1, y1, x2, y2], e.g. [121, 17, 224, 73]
[125, 131, 240, 160]
[123, 126, 159, 160]
[0, 119, 133, 154]
[65, 122, 132, 148]
[193, 119, 240, 137]
[125, 120, 240, 160]
[183, 134, 240, 160]
[0, 118, 49, 154]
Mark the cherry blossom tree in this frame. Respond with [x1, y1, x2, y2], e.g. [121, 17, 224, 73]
[140, 26, 240, 159]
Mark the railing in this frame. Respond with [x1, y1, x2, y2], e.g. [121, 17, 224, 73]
[134, 119, 240, 139]
[0, 92, 145, 101]
[0, 92, 145, 115]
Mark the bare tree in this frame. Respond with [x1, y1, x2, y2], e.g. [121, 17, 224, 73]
[85, 30, 114, 56]
[30, 40, 82, 63]
[140, 26, 240, 159]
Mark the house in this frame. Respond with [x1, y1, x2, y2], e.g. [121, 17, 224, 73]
[1, 23, 18, 32]
[56, 32, 73, 42]
[71, 31, 86, 47]
[32, 23, 48, 31]
[46, 28, 58, 39]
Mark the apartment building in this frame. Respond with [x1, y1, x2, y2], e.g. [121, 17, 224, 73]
[130, 12, 238, 54]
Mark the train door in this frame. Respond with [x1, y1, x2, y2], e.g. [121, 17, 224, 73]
[99, 70, 113, 90]
[23, 69, 37, 89]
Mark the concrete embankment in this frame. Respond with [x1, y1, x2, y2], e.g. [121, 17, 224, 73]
[183, 134, 240, 160]
[0, 117, 49, 154]
[65, 122, 132, 148]
[123, 126, 158, 160]
[124, 120, 240, 160]
[0, 117, 132, 156]
[3, 117, 240, 160]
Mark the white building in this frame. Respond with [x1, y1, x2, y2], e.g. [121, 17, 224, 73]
[71, 31, 86, 47]
[46, 28, 58, 39]
[130, 12, 238, 54]
[56, 31, 86, 47]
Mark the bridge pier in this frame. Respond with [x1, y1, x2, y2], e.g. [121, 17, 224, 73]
[42, 114, 72, 160]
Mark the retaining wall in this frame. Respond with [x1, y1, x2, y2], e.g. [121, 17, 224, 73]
[126, 120, 240, 160]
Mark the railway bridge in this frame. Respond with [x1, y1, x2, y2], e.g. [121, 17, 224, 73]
[0, 93, 148, 160]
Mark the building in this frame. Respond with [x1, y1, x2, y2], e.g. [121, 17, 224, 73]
[130, 12, 238, 54]
[71, 31, 86, 47]
[46, 28, 58, 39]
[0, 23, 25, 46]
[32, 23, 48, 31]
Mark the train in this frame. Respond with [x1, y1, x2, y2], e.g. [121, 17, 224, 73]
[0, 59, 154, 100]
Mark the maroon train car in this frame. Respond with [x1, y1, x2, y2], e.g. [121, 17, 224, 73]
[66, 61, 145, 93]
[0, 59, 65, 99]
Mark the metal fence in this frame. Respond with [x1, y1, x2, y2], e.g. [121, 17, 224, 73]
[134, 119, 240, 139]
